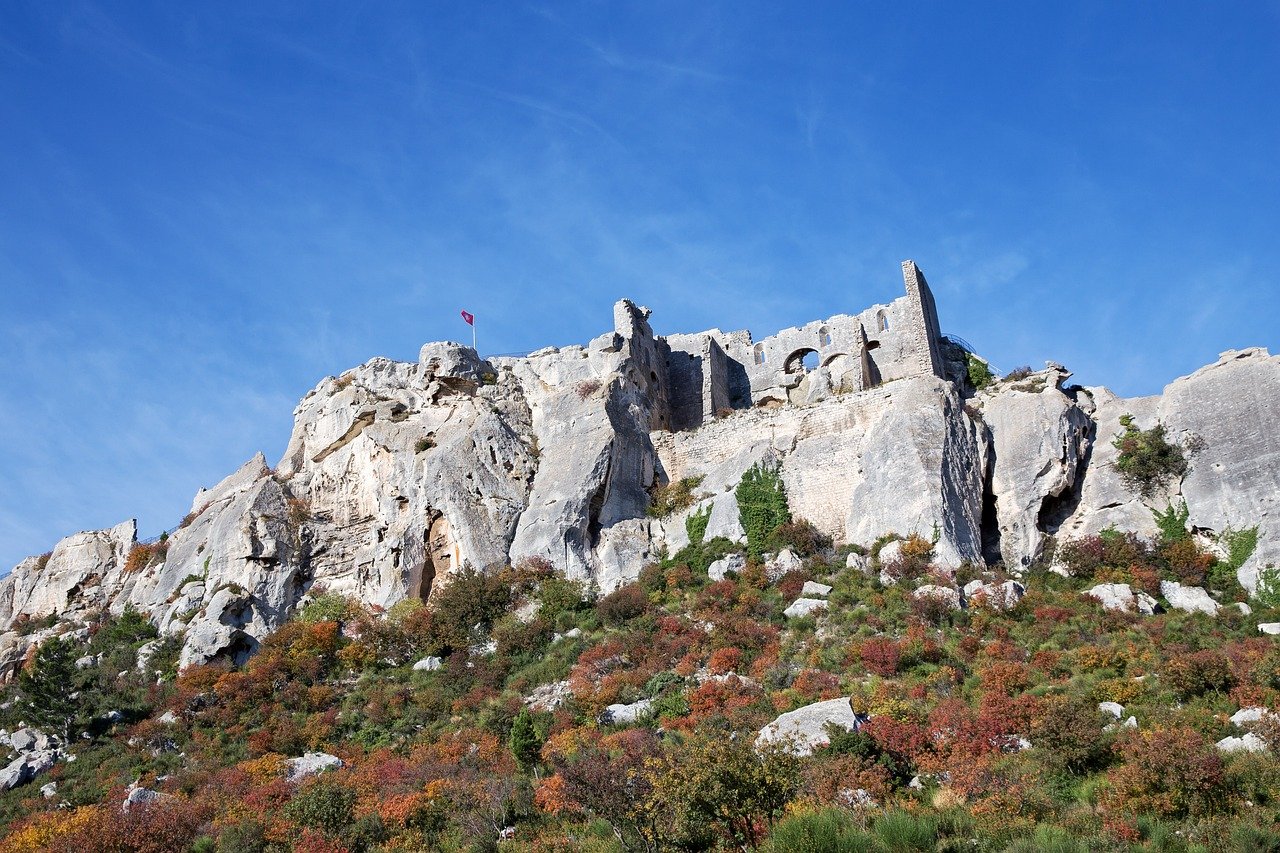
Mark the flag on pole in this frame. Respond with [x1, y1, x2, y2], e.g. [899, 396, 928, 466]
[460, 310, 474, 325]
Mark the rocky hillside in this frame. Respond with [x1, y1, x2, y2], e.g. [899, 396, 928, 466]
[0, 290, 1277, 679]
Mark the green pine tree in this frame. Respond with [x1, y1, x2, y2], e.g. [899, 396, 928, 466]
[18, 635, 81, 742]
[509, 708, 543, 772]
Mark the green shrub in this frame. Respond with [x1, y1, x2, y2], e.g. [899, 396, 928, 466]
[686, 504, 711, 546]
[1257, 565, 1280, 609]
[967, 355, 994, 390]
[648, 475, 704, 517]
[764, 808, 873, 852]
[1112, 415, 1193, 498]
[1223, 525, 1260, 572]
[295, 591, 356, 624]
[284, 779, 357, 833]
[871, 810, 937, 852]
[1002, 825, 1087, 853]
[1153, 501, 1191, 544]
[737, 463, 790, 560]
[769, 518, 831, 557]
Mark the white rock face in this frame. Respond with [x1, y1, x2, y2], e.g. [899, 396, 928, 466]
[981, 367, 1091, 568]
[1086, 583, 1160, 615]
[1261, 623, 1280, 636]
[846, 552, 868, 572]
[1060, 349, 1280, 593]
[3, 297, 1277, 677]
[654, 378, 986, 572]
[756, 697, 864, 756]
[783, 598, 828, 619]
[412, 656, 443, 672]
[1160, 581, 1220, 616]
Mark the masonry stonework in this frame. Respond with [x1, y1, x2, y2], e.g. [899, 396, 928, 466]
[654, 259, 947, 430]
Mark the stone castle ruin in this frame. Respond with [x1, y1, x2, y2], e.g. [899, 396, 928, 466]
[632, 259, 949, 431]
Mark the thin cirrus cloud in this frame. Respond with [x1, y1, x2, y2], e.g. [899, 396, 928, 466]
[0, 2, 1276, 572]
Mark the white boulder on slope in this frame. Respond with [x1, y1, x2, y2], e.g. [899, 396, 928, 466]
[756, 697, 865, 756]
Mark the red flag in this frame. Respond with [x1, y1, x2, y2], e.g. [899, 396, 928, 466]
[460, 310, 474, 325]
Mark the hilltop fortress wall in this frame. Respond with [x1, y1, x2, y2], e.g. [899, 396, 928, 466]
[656, 260, 946, 430]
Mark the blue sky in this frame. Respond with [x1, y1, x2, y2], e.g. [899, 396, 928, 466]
[2, 2, 1278, 569]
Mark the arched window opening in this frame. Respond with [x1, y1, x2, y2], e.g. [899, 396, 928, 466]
[753, 343, 766, 365]
[818, 326, 832, 347]
[784, 348, 820, 374]
[877, 311, 890, 332]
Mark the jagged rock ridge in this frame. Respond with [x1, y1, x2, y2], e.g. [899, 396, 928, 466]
[1, 261, 1277, 671]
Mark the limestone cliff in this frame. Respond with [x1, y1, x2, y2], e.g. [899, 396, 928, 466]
[1, 262, 1277, 672]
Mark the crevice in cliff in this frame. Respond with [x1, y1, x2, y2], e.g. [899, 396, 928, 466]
[586, 460, 611, 550]
[980, 436, 1002, 566]
[310, 409, 376, 463]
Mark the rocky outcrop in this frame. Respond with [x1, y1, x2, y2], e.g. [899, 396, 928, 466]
[1059, 349, 1280, 591]
[1085, 583, 1160, 615]
[980, 365, 1091, 568]
[654, 377, 986, 570]
[3, 282, 1278, 675]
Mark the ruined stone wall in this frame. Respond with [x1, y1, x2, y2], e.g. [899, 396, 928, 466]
[655, 261, 949, 421]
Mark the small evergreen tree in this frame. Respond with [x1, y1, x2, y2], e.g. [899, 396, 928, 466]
[509, 708, 542, 772]
[18, 635, 81, 742]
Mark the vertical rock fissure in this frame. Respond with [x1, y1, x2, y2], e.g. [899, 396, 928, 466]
[980, 430, 1002, 566]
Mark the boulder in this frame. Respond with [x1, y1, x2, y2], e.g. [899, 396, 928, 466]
[1160, 581, 1220, 616]
[1099, 702, 1125, 720]
[1259, 623, 1280, 636]
[969, 580, 1025, 610]
[40, 782, 56, 799]
[286, 751, 343, 782]
[912, 585, 964, 611]
[878, 541, 905, 566]
[845, 552, 868, 572]
[601, 699, 652, 725]
[1086, 583, 1160, 615]
[756, 697, 864, 756]
[765, 550, 802, 582]
[783, 598, 828, 619]
[123, 786, 165, 812]
[0, 748, 58, 791]
[707, 553, 746, 582]
[9, 728, 48, 754]
[1217, 733, 1268, 754]
[1231, 708, 1271, 727]
[412, 656, 444, 672]
[800, 581, 833, 597]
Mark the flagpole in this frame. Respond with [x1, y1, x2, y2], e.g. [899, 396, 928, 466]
[472, 318, 476, 353]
